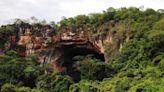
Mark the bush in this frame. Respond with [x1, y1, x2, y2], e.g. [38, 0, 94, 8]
[73, 56, 115, 80]
[1, 83, 16, 92]
[36, 71, 74, 92]
[16, 87, 31, 92]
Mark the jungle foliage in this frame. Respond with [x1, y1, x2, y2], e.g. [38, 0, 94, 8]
[0, 7, 164, 92]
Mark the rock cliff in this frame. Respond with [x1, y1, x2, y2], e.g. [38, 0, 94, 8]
[0, 22, 118, 72]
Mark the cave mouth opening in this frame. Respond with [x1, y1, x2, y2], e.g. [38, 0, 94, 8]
[61, 45, 105, 66]
[59, 45, 105, 82]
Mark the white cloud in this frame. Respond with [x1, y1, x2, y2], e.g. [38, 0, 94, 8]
[0, 0, 164, 25]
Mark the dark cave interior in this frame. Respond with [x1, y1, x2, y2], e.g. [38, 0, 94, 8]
[57, 44, 105, 82]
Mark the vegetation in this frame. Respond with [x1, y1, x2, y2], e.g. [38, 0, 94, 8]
[0, 7, 164, 92]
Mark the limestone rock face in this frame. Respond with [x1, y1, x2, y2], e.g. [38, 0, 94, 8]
[2, 23, 115, 72]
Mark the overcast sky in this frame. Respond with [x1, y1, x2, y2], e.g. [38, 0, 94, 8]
[0, 0, 164, 25]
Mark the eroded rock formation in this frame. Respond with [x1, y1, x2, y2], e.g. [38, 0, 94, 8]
[1, 23, 115, 72]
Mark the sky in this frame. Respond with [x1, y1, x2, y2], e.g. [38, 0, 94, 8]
[0, 0, 164, 25]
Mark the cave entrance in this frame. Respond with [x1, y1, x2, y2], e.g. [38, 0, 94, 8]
[57, 44, 105, 82]
[61, 45, 104, 64]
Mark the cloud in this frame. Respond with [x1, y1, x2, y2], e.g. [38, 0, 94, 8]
[0, 0, 164, 25]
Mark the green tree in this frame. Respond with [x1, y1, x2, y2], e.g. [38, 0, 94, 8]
[0, 50, 43, 87]
[1, 83, 16, 92]
[73, 56, 115, 80]
[36, 71, 74, 92]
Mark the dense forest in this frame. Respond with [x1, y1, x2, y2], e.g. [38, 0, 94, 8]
[0, 7, 164, 92]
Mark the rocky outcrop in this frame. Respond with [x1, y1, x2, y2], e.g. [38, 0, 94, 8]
[0, 21, 129, 71]
[1, 23, 115, 72]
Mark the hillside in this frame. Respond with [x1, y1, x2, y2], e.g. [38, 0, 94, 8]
[0, 7, 164, 92]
